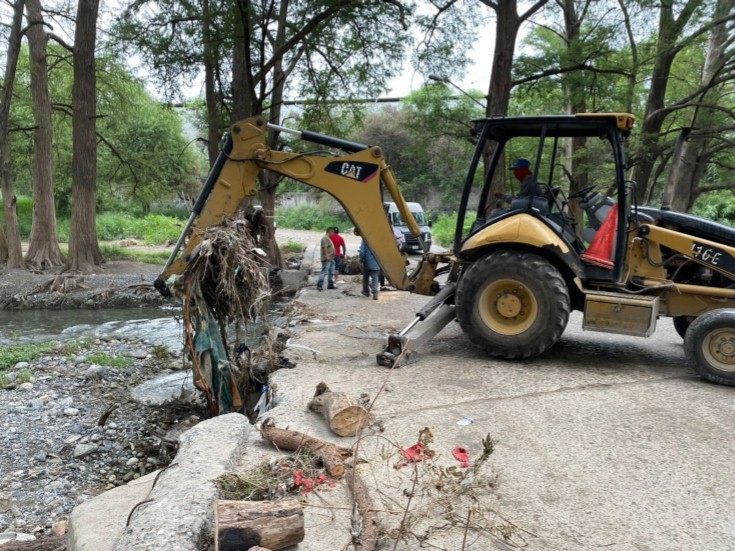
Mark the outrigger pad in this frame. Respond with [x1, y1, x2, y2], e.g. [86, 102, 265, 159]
[376, 334, 420, 368]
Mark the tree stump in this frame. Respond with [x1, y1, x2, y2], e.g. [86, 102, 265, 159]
[214, 499, 304, 551]
[307, 382, 369, 437]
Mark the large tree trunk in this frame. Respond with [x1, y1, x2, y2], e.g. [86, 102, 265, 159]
[482, 0, 549, 203]
[0, 0, 26, 269]
[202, 0, 220, 168]
[663, 0, 733, 213]
[231, 1, 283, 268]
[560, 0, 587, 229]
[65, 0, 103, 273]
[25, 0, 64, 269]
[630, 1, 704, 203]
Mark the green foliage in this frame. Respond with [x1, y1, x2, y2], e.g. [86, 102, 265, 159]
[432, 211, 476, 248]
[0, 342, 55, 371]
[693, 191, 735, 226]
[87, 353, 133, 368]
[151, 344, 171, 359]
[280, 240, 306, 254]
[7, 44, 205, 218]
[140, 215, 185, 244]
[99, 244, 170, 265]
[276, 205, 350, 231]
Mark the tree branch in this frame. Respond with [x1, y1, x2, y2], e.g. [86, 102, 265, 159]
[48, 32, 74, 52]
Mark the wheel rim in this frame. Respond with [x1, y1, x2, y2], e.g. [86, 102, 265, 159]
[702, 328, 735, 372]
[478, 278, 538, 336]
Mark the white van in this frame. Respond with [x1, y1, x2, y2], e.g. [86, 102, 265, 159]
[384, 202, 432, 253]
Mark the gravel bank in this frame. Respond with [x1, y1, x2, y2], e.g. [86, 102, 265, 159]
[0, 334, 203, 543]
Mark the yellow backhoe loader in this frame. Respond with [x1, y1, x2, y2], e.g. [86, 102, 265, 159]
[155, 114, 735, 386]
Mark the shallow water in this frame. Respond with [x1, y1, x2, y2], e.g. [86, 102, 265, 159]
[0, 308, 183, 349]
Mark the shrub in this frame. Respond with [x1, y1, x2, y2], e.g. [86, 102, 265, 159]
[431, 212, 476, 247]
[276, 204, 350, 231]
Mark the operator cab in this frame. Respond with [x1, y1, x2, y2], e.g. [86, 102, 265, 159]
[455, 114, 634, 283]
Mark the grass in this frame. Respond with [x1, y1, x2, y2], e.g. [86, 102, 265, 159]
[0, 342, 55, 370]
[87, 352, 133, 368]
[279, 239, 306, 254]
[2, 195, 186, 244]
[276, 205, 350, 231]
[99, 244, 170, 265]
[151, 344, 171, 359]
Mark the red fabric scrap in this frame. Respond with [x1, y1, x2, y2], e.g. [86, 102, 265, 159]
[452, 447, 471, 468]
[293, 470, 332, 493]
[396, 442, 435, 469]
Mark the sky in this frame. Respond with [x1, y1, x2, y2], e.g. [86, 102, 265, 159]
[386, 24, 496, 99]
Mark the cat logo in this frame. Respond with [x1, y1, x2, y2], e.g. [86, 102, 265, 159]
[325, 161, 379, 183]
[341, 163, 363, 180]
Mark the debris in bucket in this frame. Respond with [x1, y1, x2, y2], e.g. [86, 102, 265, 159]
[169, 212, 286, 417]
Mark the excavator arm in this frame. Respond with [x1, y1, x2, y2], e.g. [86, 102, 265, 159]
[154, 116, 444, 296]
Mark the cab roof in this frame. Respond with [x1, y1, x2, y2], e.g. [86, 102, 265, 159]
[472, 113, 635, 140]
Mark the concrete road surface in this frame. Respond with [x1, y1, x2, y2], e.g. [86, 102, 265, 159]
[252, 239, 735, 551]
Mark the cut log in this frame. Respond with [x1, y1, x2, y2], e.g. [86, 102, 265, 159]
[214, 499, 303, 551]
[260, 419, 351, 478]
[307, 382, 369, 437]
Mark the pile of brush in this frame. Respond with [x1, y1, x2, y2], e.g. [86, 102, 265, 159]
[180, 210, 272, 322]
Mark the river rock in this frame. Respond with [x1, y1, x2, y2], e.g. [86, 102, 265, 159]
[18, 382, 34, 391]
[64, 407, 80, 417]
[130, 372, 195, 406]
[4, 371, 18, 383]
[73, 444, 98, 459]
[58, 397, 74, 407]
[125, 457, 139, 467]
[0, 491, 11, 513]
[126, 349, 148, 359]
[84, 364, 110, 380]
[14, 361, 30, 370]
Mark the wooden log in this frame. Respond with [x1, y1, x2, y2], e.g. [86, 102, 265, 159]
[260, 419, 350, 478]
[307, 382, 369, 437]
[214, 499, 303, 551]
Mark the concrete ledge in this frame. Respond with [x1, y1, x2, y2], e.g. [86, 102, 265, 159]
[67, 471, 158, 551]
[112, 413, 251, 551]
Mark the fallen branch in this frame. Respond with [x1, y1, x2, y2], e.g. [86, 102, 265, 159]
[260, 419, 350, 478]
[347, 467, 380, 551]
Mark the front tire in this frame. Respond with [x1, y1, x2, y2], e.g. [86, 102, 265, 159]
[684, 309, 735, 386]
[456, 251, 570, 360]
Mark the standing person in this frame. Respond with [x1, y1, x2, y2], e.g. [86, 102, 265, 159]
[317, 227, 336, 291]
[379, 220, 406, 290]
[330, 227, 346, 283]
[359, 239, 380, 300]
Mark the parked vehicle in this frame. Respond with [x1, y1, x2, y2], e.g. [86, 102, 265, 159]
[384, 201, 432, 253]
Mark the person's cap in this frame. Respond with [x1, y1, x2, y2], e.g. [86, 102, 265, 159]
[511, 158, 531, 169]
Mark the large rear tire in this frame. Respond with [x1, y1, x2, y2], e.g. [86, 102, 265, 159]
[456, 251, 570, 360]
[684, 309, 735, 386]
